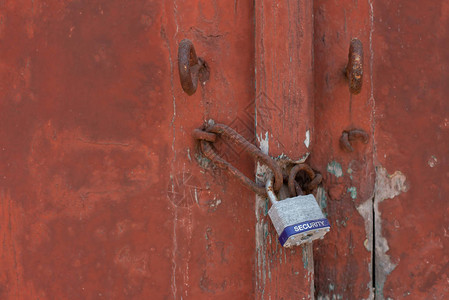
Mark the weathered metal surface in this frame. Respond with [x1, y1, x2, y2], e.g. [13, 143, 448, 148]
[346, 38, 364, 95]
[192, 128, 216, 143]
[0, 0, 256, 299]
[177, 39, 209, 96]
[311, 0, 375, 298]
[340, 128, 369, 152]
[255, 0, 315, 298]
[373, 0, 449, 298]
[195, 123, 283, 196]
[288, 163, 322, 197]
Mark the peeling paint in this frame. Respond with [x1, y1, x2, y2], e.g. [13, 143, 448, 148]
[207, 197, 221, 212]
[276, 152, 310, 164]
[356, 197, 375, 300]
[347, 167, 353, 180]
[256, 131, 269, 155]
[347, 186, 357, 199]
[427, 155, 438, 168]
[356, 167, 408, 299]
[304, 130, 310, 148]
[255, 132, 269, 294]
[374, 167, 409, 298]
[316, 187, 328, 217]
[356, 199, 373, 253]
[302, 245, 309, 269]
[327, 161, 343, 178]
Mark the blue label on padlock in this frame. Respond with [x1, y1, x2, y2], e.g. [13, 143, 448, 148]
[279, 218, 330, 246]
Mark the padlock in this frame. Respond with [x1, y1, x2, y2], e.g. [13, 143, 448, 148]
[266, 177, 330, 247]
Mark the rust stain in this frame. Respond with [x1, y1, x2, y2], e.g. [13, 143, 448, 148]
[346, 38, 364, 95]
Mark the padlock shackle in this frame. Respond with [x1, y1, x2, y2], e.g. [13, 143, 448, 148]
[265, 177, 278, 206]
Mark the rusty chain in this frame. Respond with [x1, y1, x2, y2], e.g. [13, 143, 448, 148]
[193, 123, 283, 196]
[193, 123, 322, 197]
[288, 163, 322, 197]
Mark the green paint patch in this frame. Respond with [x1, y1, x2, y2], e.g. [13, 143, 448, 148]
[301, 246, 309, 269]
[317, 187, 328, 217]
[327, 161, 343, 177]
[347, 186, 357, 199]
[319, 188, 327, 209]
[347, 167, 353, 179]
[336, 219, 347, 227]
[264, 199, 269, 216]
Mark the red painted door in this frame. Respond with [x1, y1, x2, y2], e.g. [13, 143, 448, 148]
[312, 1, 449, 298]
[1, 1, 448, 299]
[0, 1, 257, 299]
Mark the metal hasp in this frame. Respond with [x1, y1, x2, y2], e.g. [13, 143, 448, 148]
[177, 39, 210, 95]
[346, 38, 363, 94]
[193, 123, 283, 196]
[339, 128, 369, 152]
[194, 122, 330, 248]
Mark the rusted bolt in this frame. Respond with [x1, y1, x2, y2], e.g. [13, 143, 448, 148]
[177, 39, 210, 96]
[340, 129, 369, 152]
[345, 38, 363, 95]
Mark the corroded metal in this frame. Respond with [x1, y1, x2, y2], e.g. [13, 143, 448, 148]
[340, 128, 369, 152]
[346, 38, 364, 94]
[288, 163, 322, 197]
[192, 128, 216, 142]
[194, 123, 283, 195]
[177, 39, 210, 95]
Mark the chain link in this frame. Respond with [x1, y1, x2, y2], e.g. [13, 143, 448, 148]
[193, 123, 283, 196]
[288, 163, 322, 197]
[193, 123, 322, 197]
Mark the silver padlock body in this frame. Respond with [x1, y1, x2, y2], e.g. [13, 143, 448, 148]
[268, 194, 330, 247]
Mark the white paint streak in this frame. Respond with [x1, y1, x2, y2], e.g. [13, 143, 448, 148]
[257, 131, 269, 154]
[255, 130, 271, 294]
[356, 197, 375, 300]
[193, 188, 199, 205]
[357, 198, 374, 252]
[428, 155, 438, 168]
[304, 130, 310, 148]
[374, 167, 408, 298]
